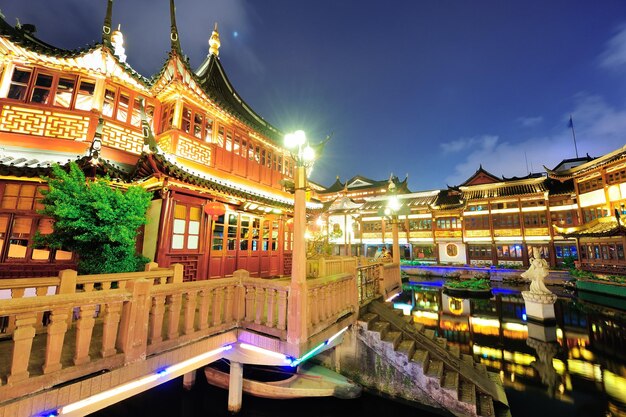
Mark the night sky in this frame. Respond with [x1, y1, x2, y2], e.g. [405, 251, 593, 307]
[3, 1, 626, 190]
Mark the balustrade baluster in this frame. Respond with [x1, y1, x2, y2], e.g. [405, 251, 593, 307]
[225, 285, 235, 323]
[197, 289, 210, 330]
[266, 289, 276, 328]
[7, 312, 37, 383]
[254, 287, 265, 325]
[310, 288, 319, 325]
[42, 308, 70, 374]
[74, 304, 97, 365]
[212, 287, 224, 326]
[244, 286, 255, 322]
[101, 301, 122, 357]
[166, 293, 182, 340]
[183, 291, 197, 335]
[277, 290, 287, 330]
[83, 283, 95, 292]
[101, 282, 112, 290]
[148, 295, 166, 344]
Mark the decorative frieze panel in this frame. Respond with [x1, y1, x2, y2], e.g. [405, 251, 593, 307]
[524, 227, 549, 236]
[409, 231, 433, 238]
[435, 230, 462, 238]
[361, 232, 380, 239]
[493, 228, 522, 237]
[176, 136, 212, 166]
[101, 121, 143, 154]
[0, 105, 90, 141]
[465, 230, 491, 237]
[157, 134, 173, 153]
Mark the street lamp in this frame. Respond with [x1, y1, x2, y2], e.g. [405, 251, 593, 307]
[284, 130, 316, 345]
[383, 178, 408, 265]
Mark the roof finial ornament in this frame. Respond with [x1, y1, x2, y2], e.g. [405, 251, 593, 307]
[102, 0, 113, 44]
[15, 18, 21, 30]
[111, 24, 126, 63]
[209, 22, 221, 56]
[169, 0, 182, 53]
[0, 10, 5, 20]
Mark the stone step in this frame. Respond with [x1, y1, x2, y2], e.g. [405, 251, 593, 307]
[475, 362, 488, 377]
[462, 353, 474, 366]
[459, 380, 477, 408]
[441, 370, 460, 399]
[396, 339, 416, 359]
[477, 392, 496, 417]
[359, 312, 378, 330]
[412, 321, 425, 332]
[425, 359, 443, 380]
[411, 349, 430, 372]
[447, 344, 461, 359]
[382, 330, 402, 349]
[435, 336, 447, 350]
[400, 314, 413, 324]
[370, 321, 391, 339]
[423, 328, 436, 340]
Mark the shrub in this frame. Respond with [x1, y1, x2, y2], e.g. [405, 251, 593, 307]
[35, 162, 152, 274]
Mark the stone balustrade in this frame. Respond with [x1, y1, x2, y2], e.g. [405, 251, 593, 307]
[306, 256, 357, 278]
[0, 261, 381, 414]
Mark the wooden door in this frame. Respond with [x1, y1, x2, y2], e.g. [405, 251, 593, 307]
[237, 215, 260, 276]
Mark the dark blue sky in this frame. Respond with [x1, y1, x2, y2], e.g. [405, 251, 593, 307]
[4, 1, 626, 190]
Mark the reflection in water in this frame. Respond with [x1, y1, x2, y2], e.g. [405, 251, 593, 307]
[399, 280, 626, 417]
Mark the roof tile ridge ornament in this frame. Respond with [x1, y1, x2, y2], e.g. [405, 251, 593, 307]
[169, 0, 182, 54]
[102, 0, 113, 45]
[139, 98, 159, 154]
[209, 22, 221, 57]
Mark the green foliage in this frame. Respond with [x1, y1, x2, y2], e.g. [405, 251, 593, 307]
[35, 163, 152, 274]
[570, 268, 596, 279]
[445, 278, 491, 290]
[562, 255, 576, 270]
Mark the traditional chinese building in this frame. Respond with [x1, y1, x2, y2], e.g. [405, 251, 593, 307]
[0, 2, 318, 279]
[320, 157, 611, 269]
[549, 145, 626, 274]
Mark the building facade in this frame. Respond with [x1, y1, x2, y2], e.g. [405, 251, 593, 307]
[319, 159, 613, 270]
[0, 3, 318, 279]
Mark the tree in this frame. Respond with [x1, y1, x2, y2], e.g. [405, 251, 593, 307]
[35, 162, 152, 274]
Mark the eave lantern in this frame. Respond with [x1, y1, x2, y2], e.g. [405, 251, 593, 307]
[204, 202, 226, 221]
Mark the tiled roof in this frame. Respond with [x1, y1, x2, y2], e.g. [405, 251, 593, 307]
[132, 153, 294, 210]
[546, 145, 626, 179]
[194, 55, 283, 143]
[554, 216, 626, 238]
[431, 189, 464, 210]
[461, 180, 547, 200]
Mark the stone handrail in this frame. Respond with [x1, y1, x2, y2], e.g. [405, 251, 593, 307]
[241, 275, 290, 339]
[356, 263, 381, 304]
[0, 263, 367, 405]
[306, 272, 357, 337]
[306, 256, 357, 278]
[381, 262, 402, 300]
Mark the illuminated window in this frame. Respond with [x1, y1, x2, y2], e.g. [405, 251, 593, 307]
[53, 76, 75, 108]
[30, 72, 53, 104]
[212, 214, 225, 251]
[172, 203, 201, 250]
[1, 183, 46, 211]
[7, 68, 32, 100]
[103, 87, 116, 117]
[75, 80, 96, 111]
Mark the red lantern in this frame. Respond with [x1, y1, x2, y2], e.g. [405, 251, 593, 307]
[204, 202, 226, 221]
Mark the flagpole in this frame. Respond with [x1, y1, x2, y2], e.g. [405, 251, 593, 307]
[569, 115, 579, 158]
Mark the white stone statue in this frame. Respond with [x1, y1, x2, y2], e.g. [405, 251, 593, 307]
[521, 247, 551, 294]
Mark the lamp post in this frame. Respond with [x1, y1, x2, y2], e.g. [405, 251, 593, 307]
[284, 130, 316, 346]
[383, 178, 408, 265]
